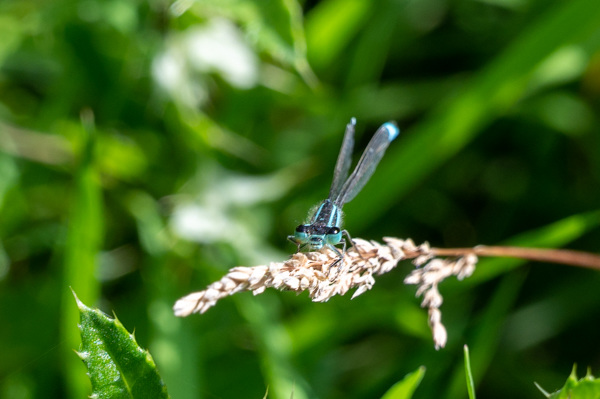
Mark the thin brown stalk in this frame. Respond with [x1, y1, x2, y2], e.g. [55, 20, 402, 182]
[430, 245, 600, 270]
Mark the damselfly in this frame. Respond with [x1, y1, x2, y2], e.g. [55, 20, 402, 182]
[288, 117, 399, 261]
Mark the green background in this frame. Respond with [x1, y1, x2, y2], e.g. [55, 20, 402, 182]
[1, 0, 600, 398]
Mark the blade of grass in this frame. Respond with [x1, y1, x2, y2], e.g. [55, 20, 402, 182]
[380, 366, 426, 399]
[60, 110, 103, 399]
[464, 345, 476, 399]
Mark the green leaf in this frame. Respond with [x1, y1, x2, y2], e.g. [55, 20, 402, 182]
[464, 345, 476, 399]
[543, 366, 600, 399]
[380, 366, 426, 399]
[74, 291, 170, 399]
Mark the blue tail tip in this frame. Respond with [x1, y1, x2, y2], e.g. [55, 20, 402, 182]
[383, 121, 400, 140]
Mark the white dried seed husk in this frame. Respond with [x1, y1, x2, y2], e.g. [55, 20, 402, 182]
[422, 285, 443, 308]
[220, 277, 236, 291]
[284, 276, 300, 290]
[227, 271, 250, 281]
[252, 286, 266, 295]
[414, 255, 430, 266]
[300, 277, 310, 290]
[429, 308, 447, 350]
[248, 267, 268, 284]
[351, 284, 369, 299]
[403, 272, 422, 285]
[203, 288, 221, 301]
[173, 237, 478, 350]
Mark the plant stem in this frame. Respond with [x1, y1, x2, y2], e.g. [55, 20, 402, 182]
[430, 246, 600, 271]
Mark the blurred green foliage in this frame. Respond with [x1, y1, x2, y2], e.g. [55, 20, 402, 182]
[1, 0, 600, 398]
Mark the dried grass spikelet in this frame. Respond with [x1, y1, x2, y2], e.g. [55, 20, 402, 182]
[174, 237, 479, 349]
[404, 253, 478, 349]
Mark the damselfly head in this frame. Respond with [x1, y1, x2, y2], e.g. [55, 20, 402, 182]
[308, 235, 325, 250]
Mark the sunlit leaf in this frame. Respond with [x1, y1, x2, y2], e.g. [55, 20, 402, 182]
[380, 366, 426, 399]
[74, 291, 170, 399]
[539, 366, 600, 399]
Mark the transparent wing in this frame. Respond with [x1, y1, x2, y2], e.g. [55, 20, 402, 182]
[334, 122, 399, 206]
[328, 117, 356, 200]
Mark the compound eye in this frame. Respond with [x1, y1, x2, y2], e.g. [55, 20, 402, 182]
[328, 226, 340, 235]
[296, 224, 310, 233]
